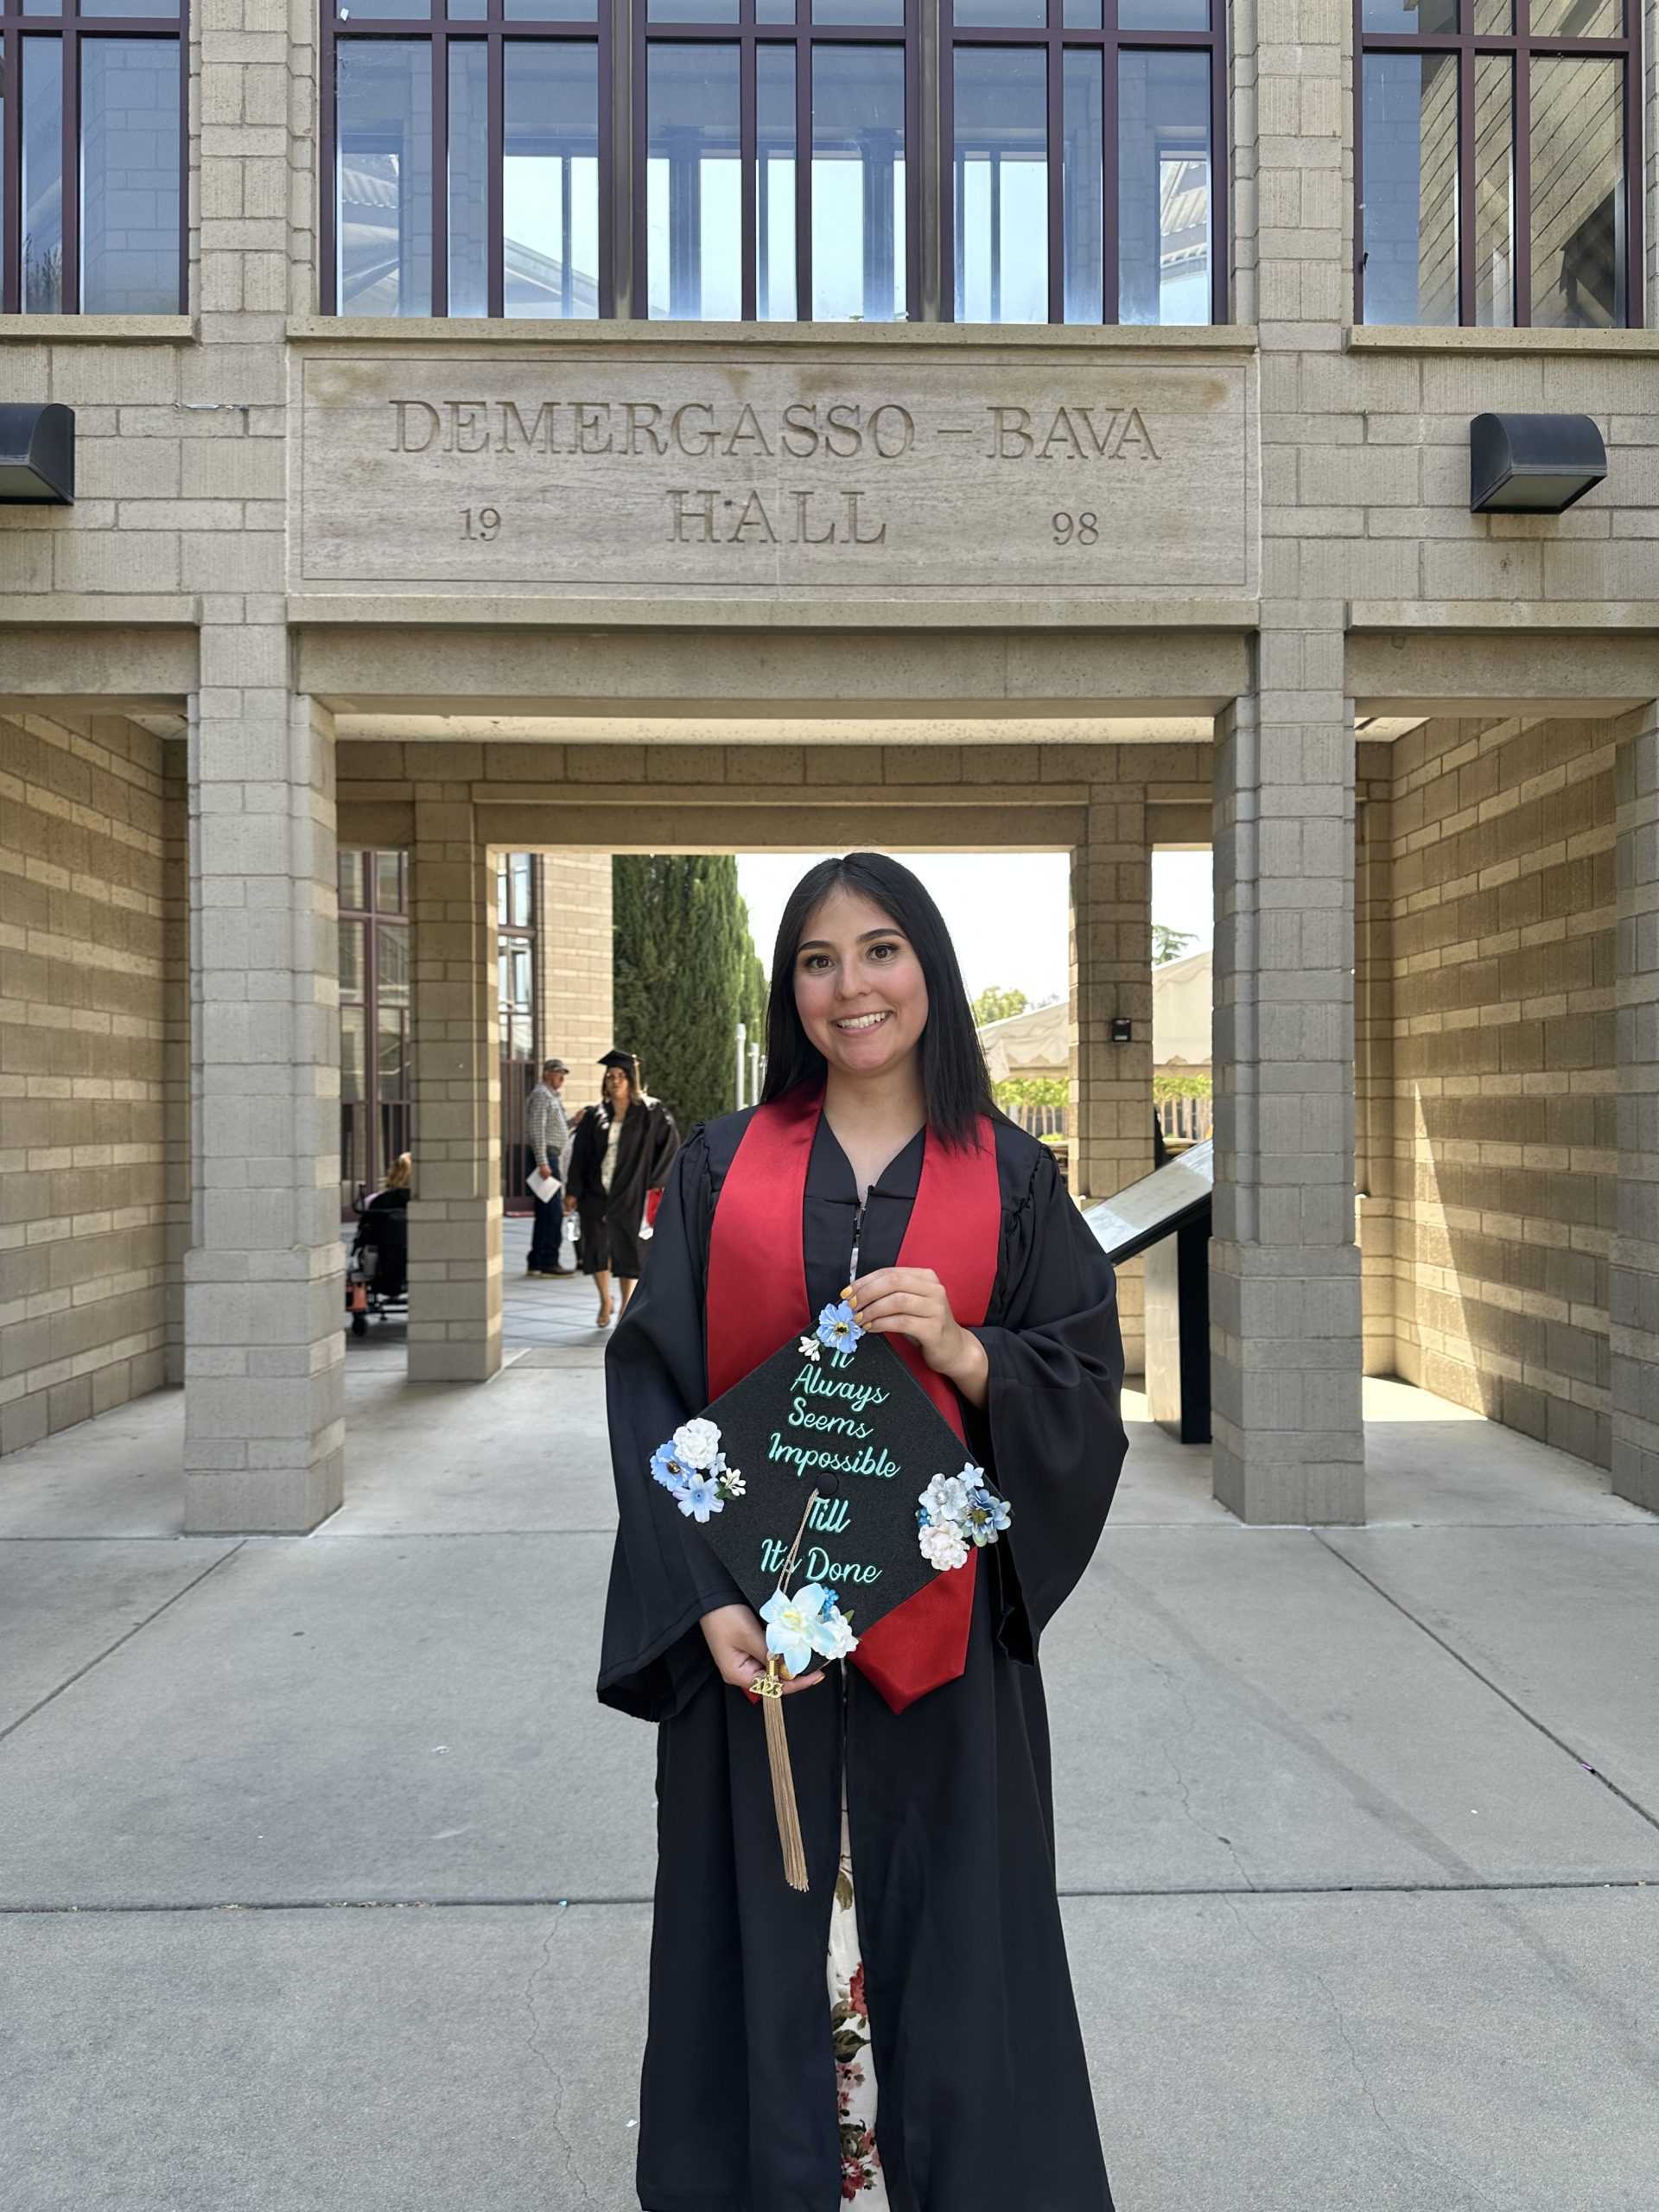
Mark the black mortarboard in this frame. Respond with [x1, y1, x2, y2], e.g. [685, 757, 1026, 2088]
[598, 1048, 639, 1075]
[654, 1326, 978, 1639]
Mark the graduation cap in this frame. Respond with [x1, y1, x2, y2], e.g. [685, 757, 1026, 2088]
[650, 1313, 1010, 1888]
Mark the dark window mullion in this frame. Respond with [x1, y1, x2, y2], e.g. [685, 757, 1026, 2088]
[321, 5, 337, 312]
[939, 21, 957, 321]
[1046, 28, 1062, 321]
[1209, 0, 1226, 319]
[904, 0, 920, 320]
[795, 25, 811, 318]
[433, 24, 449, 314]
[597, 0, 614, 314]
[487, 27, 505, 316]
[740, 26, 756, 319]
[1457, 32, 1475, 325]
[630, 0, 647, 312]
[1352, 0, 1366, 323]
[1102, 0, 1118, 324]
[3, 29, 18, 314]
[1513, 0, 1532, 321]
[176, 0, 189, 309]
[62, 20, 79, 312]
[1622, 5, 1641, 326]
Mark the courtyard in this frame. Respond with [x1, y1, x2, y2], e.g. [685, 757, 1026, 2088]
[3, 1223, 1656, 2211]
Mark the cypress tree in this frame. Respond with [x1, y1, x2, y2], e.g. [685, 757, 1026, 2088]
[613, 855, 765, 1125]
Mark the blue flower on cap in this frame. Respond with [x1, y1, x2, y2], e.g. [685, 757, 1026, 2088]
[817, 1300, 863, 1353]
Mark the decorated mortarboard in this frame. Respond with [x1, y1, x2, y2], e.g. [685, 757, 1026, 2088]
[648, 1299, 1012, 1890]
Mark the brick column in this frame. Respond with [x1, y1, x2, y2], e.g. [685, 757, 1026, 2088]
[183, 672, 345, 1535]
[408, 809, 502, 1383]
[1612, 702, 1659, 1510]
[162, 737, 192, 1387]
[1206, 0, 1363, 1522]
[1354, 753, 1397, 1378]
[1070, 781, 1154, 1375]
[1211, 686, 1363, 1524]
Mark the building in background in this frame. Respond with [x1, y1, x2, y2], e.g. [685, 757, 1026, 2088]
[2, 0, 1656, 1537]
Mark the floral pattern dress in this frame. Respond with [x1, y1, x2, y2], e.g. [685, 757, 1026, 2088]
[829, 1792, 887, 2205]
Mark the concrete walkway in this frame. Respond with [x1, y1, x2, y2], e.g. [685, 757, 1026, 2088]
[3, 1224, 1657, 2209]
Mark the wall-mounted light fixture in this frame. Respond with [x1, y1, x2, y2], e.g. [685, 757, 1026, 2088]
[1469, 411, 1605, 516]
[0, 404, 75, 505]
[1110, 1018, 1133, 1045]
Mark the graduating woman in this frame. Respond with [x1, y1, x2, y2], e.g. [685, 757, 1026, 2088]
[564, 1049, 681, 1325]
[598, 855, 1128, 2212]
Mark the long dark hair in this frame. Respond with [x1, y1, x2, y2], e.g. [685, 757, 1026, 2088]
[760, 854, 995, 1149]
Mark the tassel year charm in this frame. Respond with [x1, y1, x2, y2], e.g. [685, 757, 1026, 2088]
[752, 1656, 810, 1892]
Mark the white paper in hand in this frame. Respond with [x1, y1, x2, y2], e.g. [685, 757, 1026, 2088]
[527, 1169, 556, 1202]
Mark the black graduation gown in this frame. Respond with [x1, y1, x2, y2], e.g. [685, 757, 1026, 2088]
[598, 1108, 1128, 2212]
[567, 1096, 681, 1278]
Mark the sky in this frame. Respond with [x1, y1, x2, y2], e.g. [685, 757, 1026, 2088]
[735, 849, 1214, 1004]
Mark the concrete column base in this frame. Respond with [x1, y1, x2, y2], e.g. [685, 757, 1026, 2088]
[407, 1196, 504, 1382]
[1210, 1241, 1364, 1523]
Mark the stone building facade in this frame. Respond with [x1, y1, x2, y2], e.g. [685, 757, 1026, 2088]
[0, 0, 1656, 1534]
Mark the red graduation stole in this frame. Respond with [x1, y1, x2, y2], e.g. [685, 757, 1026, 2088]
[706, 1084, 1000, 1713]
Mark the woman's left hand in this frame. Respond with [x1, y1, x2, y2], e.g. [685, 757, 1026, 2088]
[842, 1266, 989, 1408]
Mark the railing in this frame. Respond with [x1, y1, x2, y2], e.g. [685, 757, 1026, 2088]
[1157, 1092, 1213, 1147]
[1004, 1102, 1069, 1138]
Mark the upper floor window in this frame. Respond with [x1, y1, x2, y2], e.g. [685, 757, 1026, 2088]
[1358, 0, 1640, 327]
[2, 0, 185, 314]
[945, 0, 1221, 324]
[322, 0, 1224, 321]
[322, 0, 610, 317]
[640, 0, 913, 321]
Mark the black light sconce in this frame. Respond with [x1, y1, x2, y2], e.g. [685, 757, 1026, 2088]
[1469, 411, 1605, 515]
[1110, 1018, 1133, 1045]
[0, 404, 75, 505]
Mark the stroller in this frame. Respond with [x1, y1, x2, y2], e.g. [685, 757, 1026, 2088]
[346, 1184, 409, 1337]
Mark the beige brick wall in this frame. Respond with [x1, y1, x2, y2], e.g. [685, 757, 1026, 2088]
[537, 850, 614, 1121]
[0, 709, 185, 1457]
[1374, 716, 1618, 1465]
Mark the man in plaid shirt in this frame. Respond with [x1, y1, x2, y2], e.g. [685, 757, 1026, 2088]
[525, 1058, 573, 1275]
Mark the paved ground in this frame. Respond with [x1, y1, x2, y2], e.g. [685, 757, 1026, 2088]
[3, 1217, 1658, 2210]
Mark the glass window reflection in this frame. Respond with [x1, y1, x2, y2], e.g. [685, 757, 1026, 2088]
[812, 44, 906, 321]
[1361, 52, 1458, 326]
[1118, 50, 1211, 325]
[954, 47, 1048, 323]
[81, 41, 181, 314]
[447, 41, 489, 317]
[337, 40, 434, 316]
[757, 45, 798, 320]
[1473, 52, 1514, 327]
[1530, 55, 1624, 327]
[646, 43, 741, 319]
[505, 41, 601, 316]
[22, 38, 64, 313]
[1062, 48, 1104, 322]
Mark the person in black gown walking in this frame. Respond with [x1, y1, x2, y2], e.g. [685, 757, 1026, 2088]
[598, 855, 1128, 2212]
[565, 1049, 680, 1325]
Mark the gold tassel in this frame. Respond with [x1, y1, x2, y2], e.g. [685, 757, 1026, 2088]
[753, 1656, 810, 1891]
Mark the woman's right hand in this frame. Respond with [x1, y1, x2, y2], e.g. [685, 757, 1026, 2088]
[699, 1603, 824, 1696]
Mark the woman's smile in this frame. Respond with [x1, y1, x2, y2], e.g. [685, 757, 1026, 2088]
[833, 1010, 892, 1033]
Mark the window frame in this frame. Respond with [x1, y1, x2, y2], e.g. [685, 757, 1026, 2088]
[320, 0, 615, 318]
[631, 0, 921, 324]
[941, 0, 1228, 326]
[338, 845, 410, 1216]
[0, 0, 188, 315]
[1354, 0, 1643, 328]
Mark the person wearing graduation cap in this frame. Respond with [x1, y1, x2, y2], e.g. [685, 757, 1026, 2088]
[597, 854, 1128, 2212]
[563, 1049, 681, 1326]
